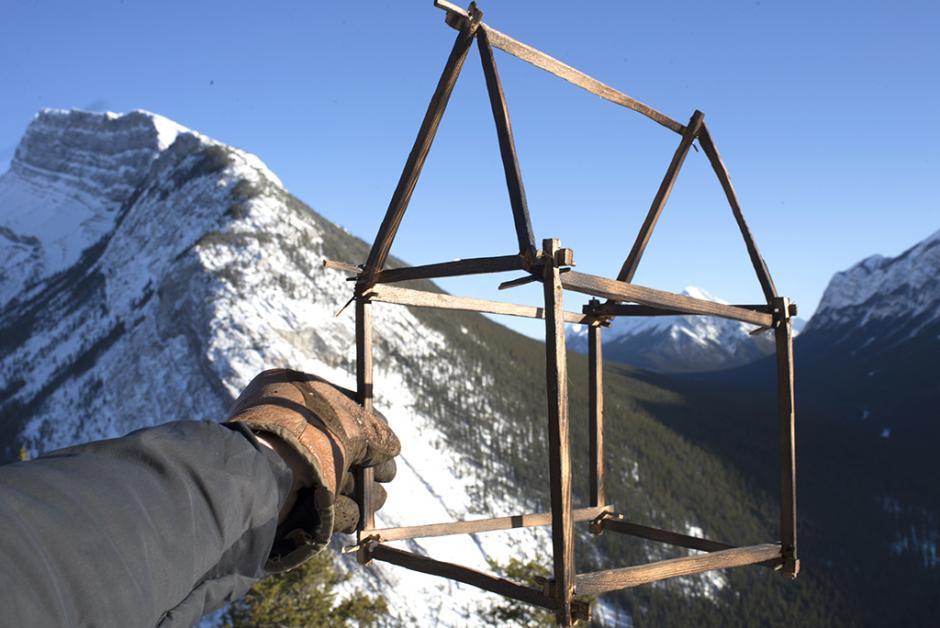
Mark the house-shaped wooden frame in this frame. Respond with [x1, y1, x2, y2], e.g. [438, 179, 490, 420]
[324, 2, 799, 624]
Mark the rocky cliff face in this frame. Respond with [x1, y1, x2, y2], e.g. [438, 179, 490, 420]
[0, 109, 554, 625]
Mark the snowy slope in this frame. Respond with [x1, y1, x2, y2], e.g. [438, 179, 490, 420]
[0, 109, 553, 625]
[567, 287, 800, 373]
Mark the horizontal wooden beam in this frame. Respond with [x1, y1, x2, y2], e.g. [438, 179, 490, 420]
[575, 543, 783, 595]
[374, 254, 526, 284]
[369, 505, 609, 543]
[368, 543, 556, 611]
[434, 1, 683, 134]
[560, 270, 773, 327]
[601, 518, 732, 553]
[587, 302, 773, 318]
[366, 284, 591, 324]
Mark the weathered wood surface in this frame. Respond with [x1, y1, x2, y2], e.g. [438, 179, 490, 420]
[498, 273, 540, 291]
[355, 296, 375, 537]
[323, 259, 360, 275]
[774, 297, 799, 577]
[369, 543, 557, 610]
[373, 254, 525, 284]
[542, 239, 575, 625]
[575, 544, 783, 595]
[560, 270, 774, 327]
[697, 123, 778, 303]
[587, 302, 774, 317]
[360, 24, 477, 286]
[588, 321, 605, 507]
[478, 30, 537, 258]
[370, 505, 608, 543]
[434, 1, 683, 134]
[367, 283, 590, 324]
[601, 518, 732, 553]
[616, 111, 705, 283]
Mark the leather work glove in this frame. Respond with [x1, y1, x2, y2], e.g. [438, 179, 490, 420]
[225, 369, 400, 572]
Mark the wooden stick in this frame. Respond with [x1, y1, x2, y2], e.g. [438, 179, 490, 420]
[498, 273, 540, 291]
[370, 505, 608, 543]
[434, 2, 683, 134]
[774, 297, 799, 577]
[368, 544, 557, 613]
[588, 302, 774, 317]
[478, 30, 538, 259]
[697, 123, 778, 303]
[601, 518, 732, 553]
[560, 270, 773, 327]
[323, 259, 360, 275]
[575, 544, 783, 595]
[588, 320, 605, 507]
[360, 24, 477, 287]
[542, 239, 575, 625]
[616, 111, 705, 283]
[367, 283, 590, 324]
[355, 295, 375, 542]
[373, 254, 525, 284]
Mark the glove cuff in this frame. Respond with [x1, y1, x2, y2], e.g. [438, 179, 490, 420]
[227, 421, 337, 573]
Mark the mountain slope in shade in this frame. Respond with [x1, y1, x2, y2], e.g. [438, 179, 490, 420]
[0, 109, 840, 627]
[567, 287, 803, 373]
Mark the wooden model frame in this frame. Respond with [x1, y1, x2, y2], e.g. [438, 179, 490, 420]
[324, 2, 799, 624]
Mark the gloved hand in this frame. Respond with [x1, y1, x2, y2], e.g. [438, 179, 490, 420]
[225, 369, 400, 571]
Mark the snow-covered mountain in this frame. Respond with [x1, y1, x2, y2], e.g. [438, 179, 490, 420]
[567, 287, 803, 373]
[0, 109, 836, 626]
[0, 109, 553, 625]
[803, 228, 940, 349]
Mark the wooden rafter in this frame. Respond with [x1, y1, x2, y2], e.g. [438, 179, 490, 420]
[478, 29, 538, 260]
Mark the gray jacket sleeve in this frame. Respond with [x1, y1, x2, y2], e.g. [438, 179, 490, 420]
[0, 420, 292, 628]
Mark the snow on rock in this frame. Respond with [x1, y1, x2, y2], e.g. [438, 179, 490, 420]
[0, 109, 557, 626]
[806, 228, 940, 339]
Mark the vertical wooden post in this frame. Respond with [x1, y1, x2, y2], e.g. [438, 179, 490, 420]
[588, 317, 605, 508]
[542, 238, 574, 626]
[773, 297, 799, 577]
[356, 293, 375, 545]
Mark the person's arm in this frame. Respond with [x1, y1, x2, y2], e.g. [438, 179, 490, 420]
[0, 369, 399, 628]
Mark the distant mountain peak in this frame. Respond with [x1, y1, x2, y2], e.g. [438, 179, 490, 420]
[568, 285, 784, 373]
[806, 228, 940, 341]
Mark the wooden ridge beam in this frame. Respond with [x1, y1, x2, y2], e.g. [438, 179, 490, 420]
[478, 29, 538, 259]
[575, 544, 783, 595]
[560, 270, 773, 327]
[616, 111, 705, 283]
[368, 505, 608, 543]
[367, 283, 590, 324]
[373, 254, 525, 284]
[697, 122, 778, 303]
[360, 22, 478, 287]
[435, 1, 683, 134]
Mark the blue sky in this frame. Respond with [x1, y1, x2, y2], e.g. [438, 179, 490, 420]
[1, 0, 937, 337]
